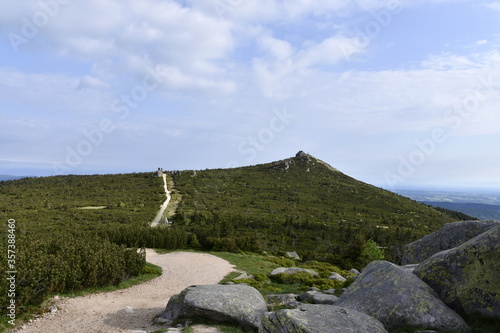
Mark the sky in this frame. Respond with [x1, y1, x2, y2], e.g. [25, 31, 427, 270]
[0, 0, 499, 191]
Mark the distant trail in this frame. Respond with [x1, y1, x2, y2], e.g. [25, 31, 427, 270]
[151, 174, 171, 227]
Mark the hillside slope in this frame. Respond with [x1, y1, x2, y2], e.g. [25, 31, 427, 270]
[170, 154, 457, 265]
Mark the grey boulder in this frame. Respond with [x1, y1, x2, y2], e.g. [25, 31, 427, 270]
[160, 284, 267, 330]
[414, 225, 500, 319]
[335, 260, 471, 332]
[402, 220, 500, 264]
[261, 304, 387, 333]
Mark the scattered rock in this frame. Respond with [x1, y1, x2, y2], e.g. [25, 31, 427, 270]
[269, 267, 319, 277]
[402, 220, 500, 264]
[336, 260, 471, 332]
[349, 268, 360, 276]
[414, 225, 500, 319]
[234, 273, 255, 280]
[297, 291, 338, 305]
[266, 294, 301, 308]
[328, 272, 346, 282]
[261, 304, 388, 333]
[285, 251, 301, 260]
[160, 284, 267, 330]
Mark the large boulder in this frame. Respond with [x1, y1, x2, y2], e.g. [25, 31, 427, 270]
[335, 261, 471, 332]
[160, 284, 267, 330]
[414, 225, 500, 319]
[261, 304, 388, 333]
[402, 220, 500, 264]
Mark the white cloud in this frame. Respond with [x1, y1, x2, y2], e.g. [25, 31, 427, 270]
[0, 68, 112, 115]
[484, 2, 500, 11]
[1, 0, 236, 94]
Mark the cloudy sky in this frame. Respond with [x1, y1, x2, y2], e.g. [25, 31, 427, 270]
[1, 0, 499, 191]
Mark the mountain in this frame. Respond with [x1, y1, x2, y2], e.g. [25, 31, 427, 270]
[168, 153, 458, 265]
[0, 153, 462, 267]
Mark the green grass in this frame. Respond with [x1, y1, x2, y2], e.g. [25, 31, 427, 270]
[211, 252, 282, 276]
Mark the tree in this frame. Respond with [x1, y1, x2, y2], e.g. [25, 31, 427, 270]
[358, 239, 385, 267]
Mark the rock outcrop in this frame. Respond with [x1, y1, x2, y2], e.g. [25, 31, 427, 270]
[402, 220, 500, 264]
[295, 150, 308, 157]
[160, 284, 267, 330]
[414, 225, 500, 319]
[335, 260, 471, 332]
[261, 304, 388, 333]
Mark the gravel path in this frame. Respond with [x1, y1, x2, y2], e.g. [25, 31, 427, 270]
[151, 174, 171, 227]
[15, 251, 235, 333]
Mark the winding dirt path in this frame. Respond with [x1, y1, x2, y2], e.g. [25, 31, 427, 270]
[15, 251, 235, 333]
[151, 174, 172, 227]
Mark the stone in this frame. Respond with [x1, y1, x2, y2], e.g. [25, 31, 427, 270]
[160, 284, 267, 330]
[261, 304, 388, 333]
[234, 273, 255, 280]
[266, 294, 301, 308]
[328, 272, 346, 282]
[335, 261, 471, 332]
[402, 220, 500, 264]
[349, 268, 360, 276]
[414, 225, 500, 319]
[297, 291, 338, 305]
[285, 251, 301, 260]
[269, 267, 319, 277]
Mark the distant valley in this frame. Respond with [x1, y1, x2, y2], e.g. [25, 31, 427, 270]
[395, 189, 500, 220]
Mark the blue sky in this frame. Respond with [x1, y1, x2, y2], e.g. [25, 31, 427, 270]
[1, 0, 499, 191]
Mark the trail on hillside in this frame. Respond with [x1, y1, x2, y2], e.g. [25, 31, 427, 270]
[151, 174, 171, 227]
[15, 251, 235, 333]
